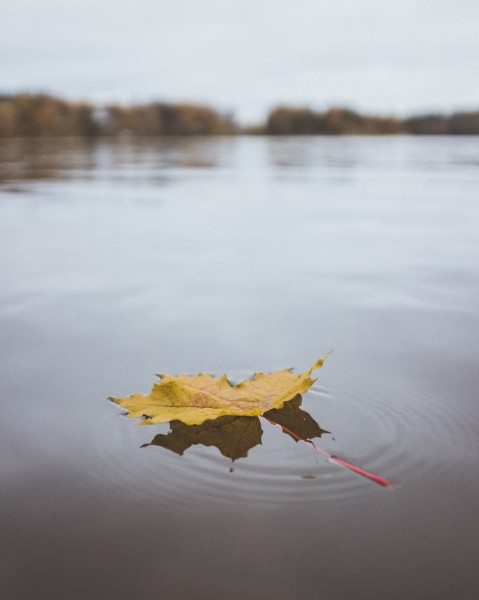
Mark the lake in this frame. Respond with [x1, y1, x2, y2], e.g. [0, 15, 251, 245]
[1, 135, 478, 600]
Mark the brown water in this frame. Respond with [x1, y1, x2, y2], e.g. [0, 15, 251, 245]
[1, 136, 478, 600]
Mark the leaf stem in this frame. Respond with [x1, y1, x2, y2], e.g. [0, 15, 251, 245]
[261, 417, 392, 488]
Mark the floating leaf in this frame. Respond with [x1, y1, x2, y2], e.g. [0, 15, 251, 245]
[110, 356, 327, 426]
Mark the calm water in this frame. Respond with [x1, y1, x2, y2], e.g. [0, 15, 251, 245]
[1, 136, 478, 599]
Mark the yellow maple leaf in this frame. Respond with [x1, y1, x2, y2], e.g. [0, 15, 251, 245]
[109, 356, 328, 426]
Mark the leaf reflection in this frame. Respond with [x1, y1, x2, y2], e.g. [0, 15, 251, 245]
[142, 394, 328, 461]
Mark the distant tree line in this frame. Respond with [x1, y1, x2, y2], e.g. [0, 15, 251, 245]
[1, 93, 479, 137]
[0, 94, 99, 137]
[103, 102, 236, 136]
[261, 105, 479, 135]
[0, 94, 235, 137]
[259, 106, 400, 135]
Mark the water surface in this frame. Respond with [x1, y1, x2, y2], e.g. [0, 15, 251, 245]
[1, 136, 478, 599]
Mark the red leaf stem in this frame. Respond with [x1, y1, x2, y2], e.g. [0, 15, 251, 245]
[262, 417, 392, 488]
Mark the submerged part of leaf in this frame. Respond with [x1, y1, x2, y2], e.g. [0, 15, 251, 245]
[110, 356, 327, 426]
[142, 394, 327, 461]
[264, 394, 329, 441]
[143, 415, 263, 460]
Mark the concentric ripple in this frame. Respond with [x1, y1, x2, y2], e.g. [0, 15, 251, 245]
[85, 378, 478, 514]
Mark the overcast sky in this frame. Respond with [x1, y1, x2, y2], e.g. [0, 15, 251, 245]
[1, 0, 478, 123]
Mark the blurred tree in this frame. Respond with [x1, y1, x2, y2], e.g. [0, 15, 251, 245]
[1, 93, 478, 137]
[0, 94, 99, 137]
[103, 102, 234, 136]
[265, 105, 401, 135]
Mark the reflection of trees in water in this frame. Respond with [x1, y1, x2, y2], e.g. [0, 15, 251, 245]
[267, 136, 360, 172]
[0, 138, 95, 182]
[143, 394, 328, 461]
[0, 137, 228, 184]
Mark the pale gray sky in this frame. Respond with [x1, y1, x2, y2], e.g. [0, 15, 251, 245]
[1, 0, 478, 123]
